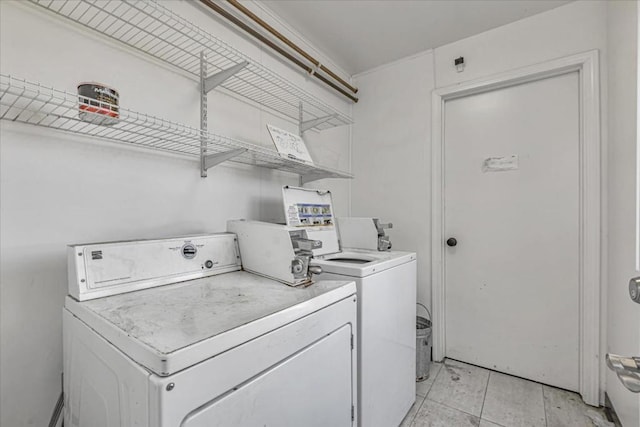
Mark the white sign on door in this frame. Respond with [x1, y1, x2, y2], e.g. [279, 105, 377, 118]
[482, 155, 519, 172]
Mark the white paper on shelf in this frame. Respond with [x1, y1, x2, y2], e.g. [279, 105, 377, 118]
[267, 124, 314, 164]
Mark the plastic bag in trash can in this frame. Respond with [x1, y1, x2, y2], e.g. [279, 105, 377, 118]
[416, 303, 432, 382]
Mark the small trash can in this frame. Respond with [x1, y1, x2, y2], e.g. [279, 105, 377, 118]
[416, 303, 432, 382]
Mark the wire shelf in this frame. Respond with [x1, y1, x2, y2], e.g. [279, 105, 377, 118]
[27, 0, 354, 131]
[0, 75, 353, 182]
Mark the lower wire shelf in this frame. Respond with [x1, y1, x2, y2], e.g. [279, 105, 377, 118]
[0, 75, 353, 184]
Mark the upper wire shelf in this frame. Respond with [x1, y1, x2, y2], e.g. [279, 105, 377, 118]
[0, 75, 353, 183]
[27, 0, 354, 132]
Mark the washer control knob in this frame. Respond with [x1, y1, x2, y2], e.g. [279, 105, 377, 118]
[205, 260, 214, 269]
[181, 243, 197, 259]
[291, 259, 304, 275]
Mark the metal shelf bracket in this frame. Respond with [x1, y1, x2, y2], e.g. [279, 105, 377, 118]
[300, 172, 332, 185]
[298, 101, 338, 134]
[300, 114, 338, 133]
[199, 52, 249, 177]
[201, 148, 248, 177]
[203, 61, 249, 93]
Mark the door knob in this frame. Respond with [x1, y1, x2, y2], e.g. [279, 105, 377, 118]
[446, 238, 457, 247]
[629, 277, 640, 304]
[606, 353, 640, 393]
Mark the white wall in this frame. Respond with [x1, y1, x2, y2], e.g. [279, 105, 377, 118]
[0, 1, 352, 425]
[606, 1, 639, 426]
[351, 52, 434, 307]
[351, 0, 609, 398]
[433, 0, 607, 87]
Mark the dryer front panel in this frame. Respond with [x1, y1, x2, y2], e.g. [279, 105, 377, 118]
[181, 325, 353, 427]
[149, 295, 358, 427]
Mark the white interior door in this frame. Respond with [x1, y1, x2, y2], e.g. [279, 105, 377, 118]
[444, 72, 581, 391]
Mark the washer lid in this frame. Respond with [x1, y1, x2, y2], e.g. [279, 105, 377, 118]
[65, 271, 356, 376]
[312, 250, 416, 278]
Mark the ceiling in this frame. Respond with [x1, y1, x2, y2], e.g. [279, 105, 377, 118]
[261, 0, 573, 75]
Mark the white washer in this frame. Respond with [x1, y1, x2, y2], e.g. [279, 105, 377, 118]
[280, 186, 417, 427]
[64, 234, 358, 427]
[311, 249, 417, 427]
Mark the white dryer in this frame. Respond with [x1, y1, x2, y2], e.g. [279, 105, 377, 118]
[281, 187, 417, 427]
[63, 233, 358, 427]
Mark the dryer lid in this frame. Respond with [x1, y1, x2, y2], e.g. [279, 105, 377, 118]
[65, 272, 356, 376]
[282, 186, 340, 256]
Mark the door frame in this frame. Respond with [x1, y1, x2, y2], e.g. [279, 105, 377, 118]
[431, 50, 601, 405]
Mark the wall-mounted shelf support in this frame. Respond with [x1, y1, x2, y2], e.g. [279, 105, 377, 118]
[202, 148, 248, 175]
[298, 101, 338, 135]
[201, 51, 209, 177]
[200, 52, 251, 177]
[300, 172, 337, 185]
[300, 114, 339, 134]
[203, 61, 249, 93]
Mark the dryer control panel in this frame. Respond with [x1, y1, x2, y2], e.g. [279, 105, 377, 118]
[67, 234, 241, 301]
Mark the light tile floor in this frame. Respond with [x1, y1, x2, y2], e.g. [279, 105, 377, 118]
[401, 359, 616, 427]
